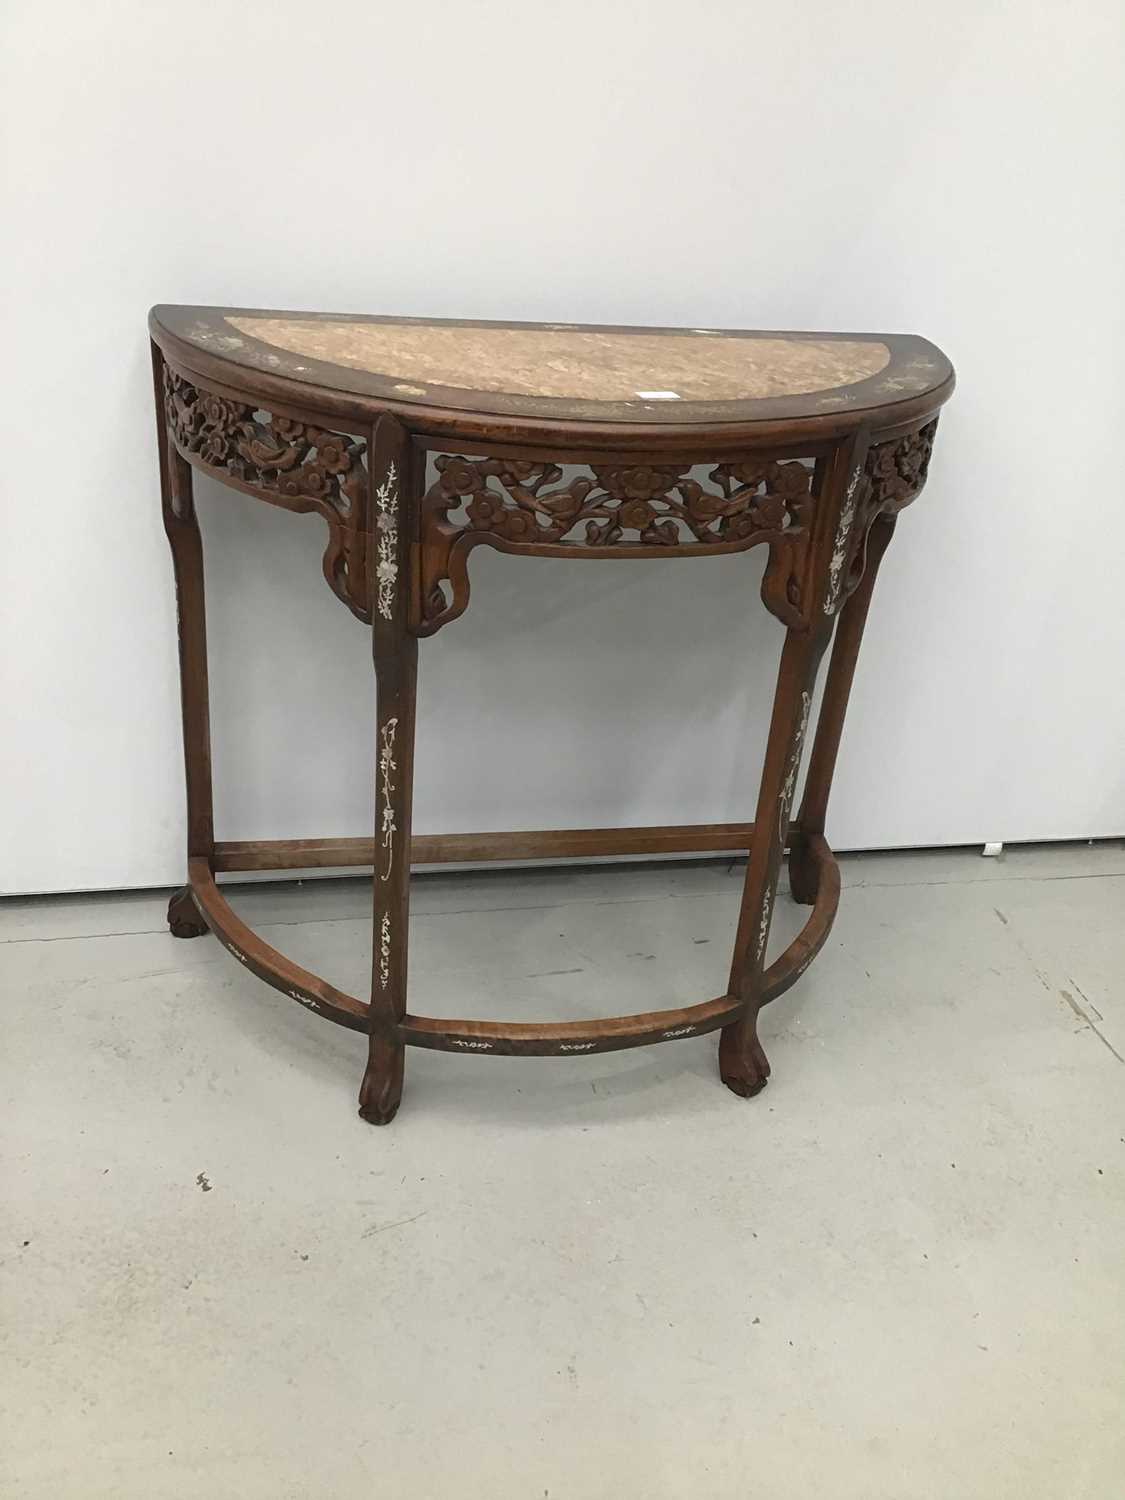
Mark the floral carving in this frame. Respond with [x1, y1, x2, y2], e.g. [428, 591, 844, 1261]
[162, 367, 370, 619]
[865, 421, 937, 512]
[834, 420, 939, 606]
[418, 451, 818, 632]
[164, 368, 365, 514]
[426, 453, 812, 551]
[595, 464, 688, 501]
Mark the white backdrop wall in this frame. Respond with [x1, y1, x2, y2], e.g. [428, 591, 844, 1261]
[3, 0, 1123, 895]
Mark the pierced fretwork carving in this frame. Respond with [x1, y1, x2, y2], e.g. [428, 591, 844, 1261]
[162, 368, 371, 620]
[840, 420, 939, 603]
[866, 420, 937, 513]
[431, 455, 813, 548]
[418, 454, 817, 634]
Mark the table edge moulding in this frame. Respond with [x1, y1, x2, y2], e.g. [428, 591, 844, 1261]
[149, 304, 954, 1124]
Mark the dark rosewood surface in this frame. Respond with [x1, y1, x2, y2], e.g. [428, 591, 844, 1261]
[150, 304, 952, 1124]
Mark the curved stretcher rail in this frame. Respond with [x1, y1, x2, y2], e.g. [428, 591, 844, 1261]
[185, 835, 840, 1055]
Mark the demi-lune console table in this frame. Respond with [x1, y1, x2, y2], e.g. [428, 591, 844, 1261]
[150, 305, 953, 1123]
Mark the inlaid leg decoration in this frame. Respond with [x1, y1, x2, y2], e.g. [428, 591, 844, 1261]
[359, 419, 417, 1125]
[789, 512, 897, 905]
[154, 342, 217, 923]
[167, 885, 208, 939]
[359, 632, 417, 1123]
[720, 437, 870, 1098]
[719, 631, 822, 1097]
[790, 423, 938, 901]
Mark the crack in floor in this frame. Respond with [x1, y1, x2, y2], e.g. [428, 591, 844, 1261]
[1058, 983, 1125, 1066]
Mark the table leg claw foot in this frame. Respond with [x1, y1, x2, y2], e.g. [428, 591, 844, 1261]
[167, 885, 208, 939]
[719, 1026, 771, 1098]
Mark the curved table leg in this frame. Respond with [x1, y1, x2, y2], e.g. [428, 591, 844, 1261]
[359, 421, 417, 1125]
[719, 628, 825, 1096]
[358, 635, 417, 1123]
[154, 341, 215, 939]
[790, 512, 896, 904]
[720, 437, 870, 1097]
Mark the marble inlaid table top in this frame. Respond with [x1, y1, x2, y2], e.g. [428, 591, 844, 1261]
[151, 306, 952, 430]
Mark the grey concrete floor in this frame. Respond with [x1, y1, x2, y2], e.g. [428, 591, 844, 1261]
[3, 843, 1124, 1499]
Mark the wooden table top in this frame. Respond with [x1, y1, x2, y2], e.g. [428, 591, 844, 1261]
[150, 306, 953, 438]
